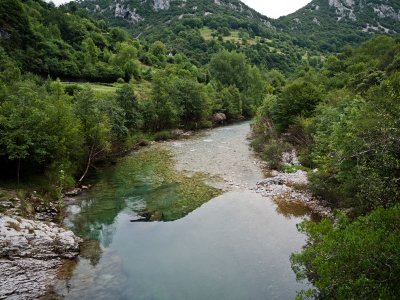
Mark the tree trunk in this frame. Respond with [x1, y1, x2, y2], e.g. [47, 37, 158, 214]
[78, 145, 94, 185]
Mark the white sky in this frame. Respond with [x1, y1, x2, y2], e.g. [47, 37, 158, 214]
[48, 0, 312, 18]
[242, 0, 312, 18]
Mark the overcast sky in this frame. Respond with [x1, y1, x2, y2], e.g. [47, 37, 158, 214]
[49, 0, 312, 18]
[242, 0, 312, 18]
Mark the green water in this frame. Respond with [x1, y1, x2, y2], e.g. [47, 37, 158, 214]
[56, 122, 310, 299]
[65, 148, 220, 243]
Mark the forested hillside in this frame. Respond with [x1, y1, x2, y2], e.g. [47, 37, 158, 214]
[0, 0, 266, 193]
[276, 0, 400, 52]
[72, 0, 309, 72]
[77, 0, 400, 66]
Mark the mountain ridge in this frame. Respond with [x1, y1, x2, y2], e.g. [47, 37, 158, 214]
[74, 0, 400, 53]
[75, 0, 274, 30]
[275, 0, 400, 51]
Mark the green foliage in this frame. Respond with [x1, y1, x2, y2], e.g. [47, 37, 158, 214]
[252, 36, 400, 214]
[73, 88, 112, 154]
[291, 206, 400, 300]
[146, 66, 211, 131]
[116, 83, 142, 130]
[209, 50, 265, 117]
[0, 76, 83, 184]
[217, 86, 242, 119]
[271, 77, 322, 132]
[0, 0, 33, 50]
[276, 0, 400, 53]
[152, 130, 179, 142]
[311, 74, 400, 212]
[250, 94, 292, 169]
[209, 50, 250, 91]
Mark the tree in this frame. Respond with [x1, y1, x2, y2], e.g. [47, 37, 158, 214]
[0, 0, 33, 50]
[148, 70, 180, 131]
[217, 86, 242, 119]
[271, 78, 322, 132]
[311, 74, 400, 212]
[0, 79, 83, 184]
[291, 207, 400, 300]
[149, 41, 167, 67]
[116, 83, 142, 130]
[174, 77, 211, 128]
[209, 50, 264, 117]
[74, 88, 111, 183]
[209, 50, 249, 92]
[265, 69, 286, 95]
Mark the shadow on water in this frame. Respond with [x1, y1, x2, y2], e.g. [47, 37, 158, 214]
[273, 197, 322, 222]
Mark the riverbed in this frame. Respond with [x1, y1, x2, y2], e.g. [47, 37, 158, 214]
[53, 122, 310, 299]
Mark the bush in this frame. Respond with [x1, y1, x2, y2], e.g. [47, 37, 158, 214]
[64, 84, 83, 96]
[291, 206, 400, 300]
[261, 140, 291, 170]
[152, 130, 179, 141]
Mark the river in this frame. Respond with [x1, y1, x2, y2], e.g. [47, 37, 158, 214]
[53, 122, 310, 300]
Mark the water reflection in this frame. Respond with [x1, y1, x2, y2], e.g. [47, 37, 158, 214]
[273, 198, 322, 222]
[79, 239, 103, 266]
[57, 122, 311, 299]
[56, 191, 309, 300]
[65, 148, 220, 246]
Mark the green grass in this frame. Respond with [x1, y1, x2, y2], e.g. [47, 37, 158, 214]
[199, 27, 258, 45]
[63, 83, 119, 98]
[199, 27, 213, 40]
[63, 80, 153, 102]
[283, 164, 310, 174]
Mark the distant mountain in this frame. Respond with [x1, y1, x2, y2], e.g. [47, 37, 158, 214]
[76, 0, 400, 56]
[71, 0, 306, 71]
[276, 0, 400, 51]
[75, 0, 274, 34]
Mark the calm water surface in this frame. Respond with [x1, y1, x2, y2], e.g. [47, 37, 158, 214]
[55, 122, 310, 300]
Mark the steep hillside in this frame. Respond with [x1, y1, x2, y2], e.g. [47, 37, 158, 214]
[71, 0, 306, 71]
[276, 0, 400, 52]
[75, 0, 274, 32]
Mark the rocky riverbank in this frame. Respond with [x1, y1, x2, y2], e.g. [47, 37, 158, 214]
[253, 151, 333, 218]
[0, 215, 81, 299]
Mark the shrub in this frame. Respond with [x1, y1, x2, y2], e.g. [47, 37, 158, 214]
[291, 206, 400, 300]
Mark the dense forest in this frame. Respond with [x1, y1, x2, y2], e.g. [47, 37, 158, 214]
[74, 0, 309, 72]
[1, 0, 400, 299]
[0, 0, 264, 193]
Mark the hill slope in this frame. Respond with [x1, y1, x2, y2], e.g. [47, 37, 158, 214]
[276, 0, 400, 51]
[75, 0, 274, 32]
[71, 0, 306, 70]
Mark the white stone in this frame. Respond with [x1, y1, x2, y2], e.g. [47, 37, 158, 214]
[153, 0, 170, 11]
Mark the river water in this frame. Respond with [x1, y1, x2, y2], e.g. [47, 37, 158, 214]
[54, 122, 310, 300]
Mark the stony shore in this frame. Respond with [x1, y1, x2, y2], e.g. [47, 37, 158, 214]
[253, 169, 333, 219]
[0, 215, 81, 299]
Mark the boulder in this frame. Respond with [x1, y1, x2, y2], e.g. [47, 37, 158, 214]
[0, 215, 81, 299]
[0, 215, 81, 259]
[211, 112, 227, 124]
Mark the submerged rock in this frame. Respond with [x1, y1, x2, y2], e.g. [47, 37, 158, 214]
[0, 215, 81, 299]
